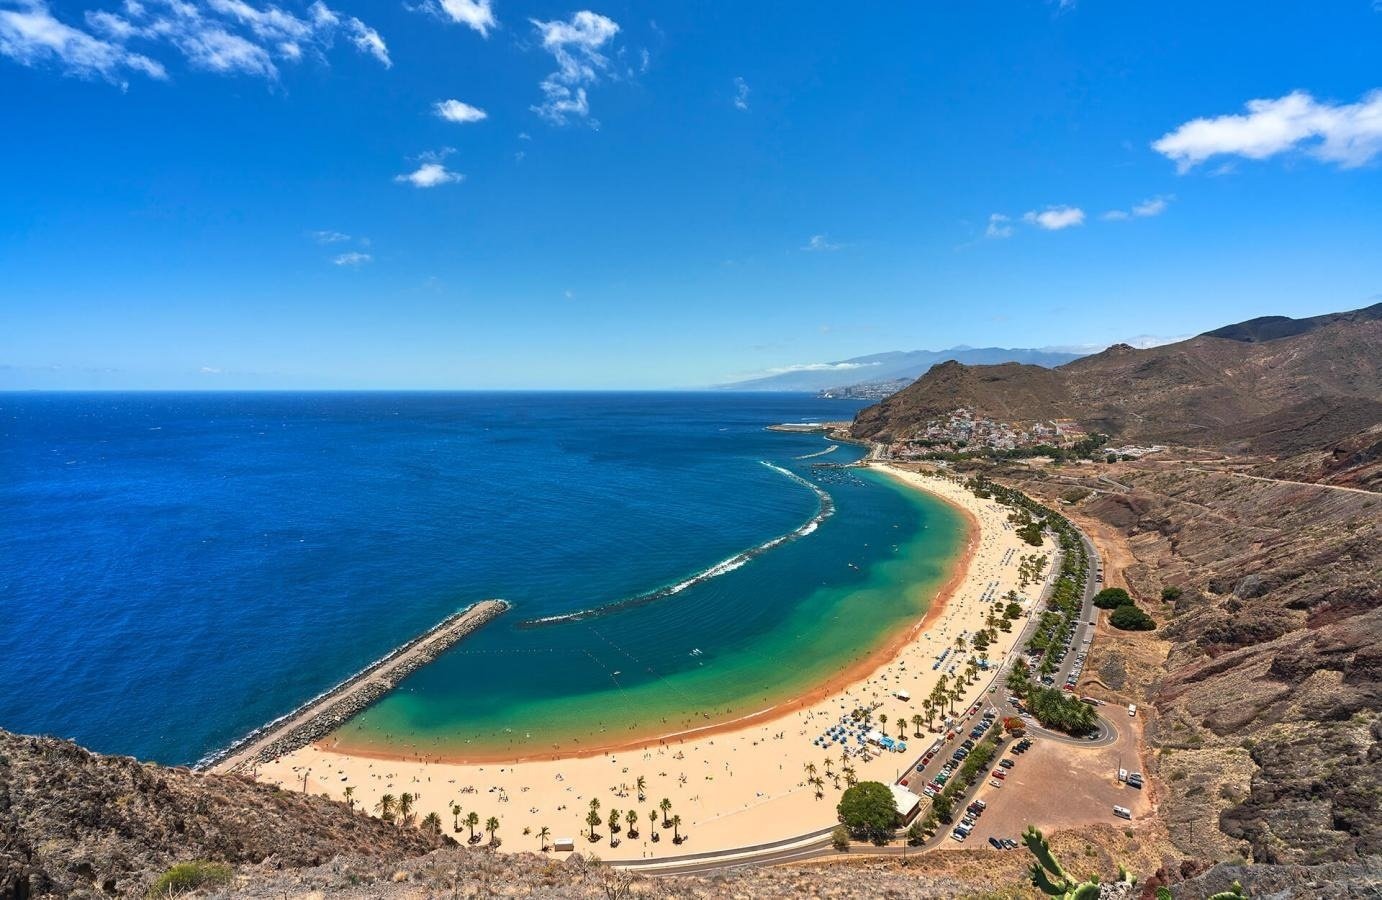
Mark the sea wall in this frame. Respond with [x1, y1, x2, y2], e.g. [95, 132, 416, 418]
[201, 600, 509, 774]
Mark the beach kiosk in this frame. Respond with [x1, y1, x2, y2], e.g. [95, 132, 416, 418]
[889, 783, 922, 824]
[553, 837, 576, 852]
[894, 689, 911, 702]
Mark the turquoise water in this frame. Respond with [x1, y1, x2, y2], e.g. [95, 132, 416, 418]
[0, 392, 964, 764]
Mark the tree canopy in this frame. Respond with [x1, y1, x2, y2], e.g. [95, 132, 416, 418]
[1092, 587, 1131, 609]
[837, 781, 898, 844]
[1110, 604, 1157, 631]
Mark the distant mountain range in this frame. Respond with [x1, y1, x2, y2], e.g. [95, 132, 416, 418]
[851, 302, 1382, 458]
[717, 347, 1085, 394]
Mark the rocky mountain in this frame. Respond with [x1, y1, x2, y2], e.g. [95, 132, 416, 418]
[0, 730, 450, 898]
[717, 346, 1083, 393]
[992, 458, 1381, 872]
[851, 303, 1382, 454]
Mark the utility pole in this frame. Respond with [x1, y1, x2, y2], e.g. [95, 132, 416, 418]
[302, 768, 310, 793]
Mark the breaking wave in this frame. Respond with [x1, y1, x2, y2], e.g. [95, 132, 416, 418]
[518, 462, 833, 628]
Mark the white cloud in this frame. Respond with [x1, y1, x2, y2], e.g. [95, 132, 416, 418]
[530, 10, 619, 125]
[427, 0, 495, 37]
[802, 234, 841, 252]
[311, 229, 351, 243]
[984, 213, 1013, 239]
[1102, 195, 1172, 221]
[1023, 206, 1085, 230]
[1153, 90, 1382, 172]
[765, 361, 878, 374]
[3, 0, 391, 84]
[333, 251, 371, 266]
[0, 0, 166, 84]
[733, 75, 749, 111]
[395, 161, 463, 187]
[434, 98, 487, 123]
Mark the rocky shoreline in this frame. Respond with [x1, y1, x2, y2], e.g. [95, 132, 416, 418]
[201, 600, 510, 775]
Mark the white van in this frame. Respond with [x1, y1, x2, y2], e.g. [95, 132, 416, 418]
[1113, 806, 1132, 820]
[1128, 703, 1137, 717]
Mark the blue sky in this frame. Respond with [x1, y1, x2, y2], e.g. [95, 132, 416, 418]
[2, 0, 1381, 389]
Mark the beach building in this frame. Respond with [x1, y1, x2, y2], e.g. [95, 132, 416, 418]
[889, 783, 922, 824]
[552, 837, 575, 852]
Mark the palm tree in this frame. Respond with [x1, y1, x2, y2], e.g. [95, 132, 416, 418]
[923, 698, 935, 730]
[912, 714, 924, 737]
[607, 809, 620, 840]
[648, 809, 658, 841]
[398, 792, 415, 827]
[671, 814, 682, 844]
[421, 811, 442, 836]
[823, 758, 834, 778]
[538, 825, 551, 851]
[897, 718, 907, 739]
[659, 798, 672, 827]
[625, 809, 638, 837]
[804, 762, 817, 781]
[635, 775, 647, 802]
[485, 816, 499, 846]
[465, 811, 480, 843]
[375, 793, 396, 822]
[450, 802, 462, 832]
[955, 634, 967, 653]
[878, 713, 888, 732]
[343, 785, 355, 809]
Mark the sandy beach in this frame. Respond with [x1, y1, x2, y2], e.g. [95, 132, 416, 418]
[256, 465, 1053, 860]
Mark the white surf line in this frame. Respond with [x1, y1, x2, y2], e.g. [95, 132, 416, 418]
[794, 444, 839, 460]
[519, 462, 833, 627]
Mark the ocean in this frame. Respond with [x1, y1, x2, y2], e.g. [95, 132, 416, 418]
[0, 392, 965, 764]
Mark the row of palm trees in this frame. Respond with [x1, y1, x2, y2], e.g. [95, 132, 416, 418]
[573, 796, 684, 847]
[360, 789, 501, 846]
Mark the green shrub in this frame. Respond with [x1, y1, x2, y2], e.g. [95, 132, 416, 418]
[1093, 587, 1131, 609]
[1161, 586, 1183, 602]
[1110, 604, 1156, 631]
[1026, 687, 1098, 736]
[831, 825, 851, 851]
[148, 862, 232, 898]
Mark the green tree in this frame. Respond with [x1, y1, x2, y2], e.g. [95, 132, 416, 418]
[538, 825, 551, 851]
[625, 808, 638, 837]
[906, 820, 926, 846]
[1110, 603, 1156, 630]
[1092, 587, 1131, 610]
[397, 792, 415, 827]
[671, 814, 682, 843]
[659, 797, 672, 827]
[836, 781, 899, 845]
[648, 809, 658, 840]
[912, 714, 924, 737]
[486, 815, 500, 845]
[635, 775, 647, 801]
[421, 811, 442, 836]
[831, 825, 850, 851]
[608, 808, 621, 835]
[343, 785, 355, 809]
[1160, 586, 1183, 602]
[375, 793, 396, 823]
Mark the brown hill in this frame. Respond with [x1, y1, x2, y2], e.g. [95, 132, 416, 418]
[851, 303, 1382, 453]
[0, 730, 450, 898]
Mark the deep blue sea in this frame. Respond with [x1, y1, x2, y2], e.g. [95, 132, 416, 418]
[0, 393, 963, 764]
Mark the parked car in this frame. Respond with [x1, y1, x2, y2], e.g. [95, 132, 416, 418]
[1113, 805, 1132, 820]
[988, 837, 1004, 849]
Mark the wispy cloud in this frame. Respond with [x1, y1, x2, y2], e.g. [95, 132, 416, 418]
[1154, 90, 1382, 172]
[984, 213, 1014, 239]
[311, 229, 352, 243]
[1023, 206, 1085, 230]
[1102, 195, 1172, 221]
[733, 75, 749, 111]
[529, 10, 619, 125]
[0, 0, 166, 84]
[419, 0, 496, 37]
[2, 0, 392, 84]
[434, 98, 487, 123]
[802, 234, 841, 252]
[765, 361, 878, 374]
[332, 251, 371, 266]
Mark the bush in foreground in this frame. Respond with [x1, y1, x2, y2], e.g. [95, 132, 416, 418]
[148, 862, 232, 898]
[1110, 603, 1156, 631]
[837, 781, 898, 845]
[1092, 587, 1131, 609]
